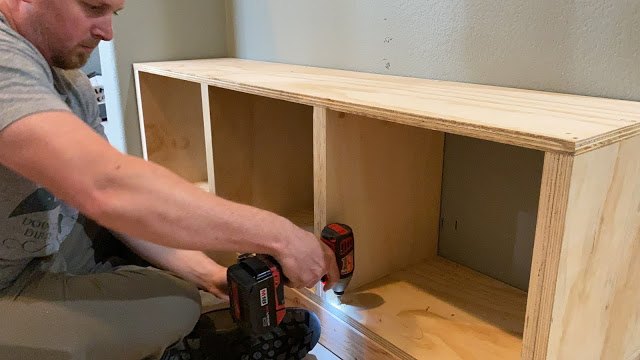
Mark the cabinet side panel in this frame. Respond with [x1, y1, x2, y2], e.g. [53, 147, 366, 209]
[546, 135, 640, 360]
[522, 152, 573, 360]
[325, 110, 444, 288]
[134, 70, 148, 159]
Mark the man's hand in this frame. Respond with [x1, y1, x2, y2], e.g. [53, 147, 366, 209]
[203, 263, 229, 300]
[274, 222, 340, 290]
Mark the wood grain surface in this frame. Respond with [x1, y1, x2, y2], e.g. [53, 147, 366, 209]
[135, 58, 640, 154]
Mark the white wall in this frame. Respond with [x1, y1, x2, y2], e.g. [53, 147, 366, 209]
[82, 47, 101, 76]
[225, 0, 640, 288]
[227, 0, 639, 101]
[102, 0, 227, 155]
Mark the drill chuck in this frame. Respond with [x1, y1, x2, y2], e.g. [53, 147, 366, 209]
[333, 278, 351, 296]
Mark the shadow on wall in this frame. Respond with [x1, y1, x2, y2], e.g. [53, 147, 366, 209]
[461, 0, 640, 100]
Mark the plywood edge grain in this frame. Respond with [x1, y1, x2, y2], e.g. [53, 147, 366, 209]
[285, 288, 408, 360]
[201, 83, 215, 194]
[313, 106, 328, 239]
[522, 152, 574, 360]
[133, 69, 149, 160]
[574, 125, 640, 155]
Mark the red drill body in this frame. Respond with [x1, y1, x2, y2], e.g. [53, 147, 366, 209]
[321, 223, 355, 295]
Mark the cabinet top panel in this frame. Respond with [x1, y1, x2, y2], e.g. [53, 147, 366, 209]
[134, 58, 640, 154]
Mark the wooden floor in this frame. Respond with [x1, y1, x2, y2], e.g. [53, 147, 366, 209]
[306, 343, 341, 360]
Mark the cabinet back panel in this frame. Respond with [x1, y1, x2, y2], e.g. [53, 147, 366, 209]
[138, 72, 207, 183]
[439, 134, 544, 290]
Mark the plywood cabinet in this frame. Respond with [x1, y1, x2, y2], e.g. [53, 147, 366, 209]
[134, 58, 640, 360]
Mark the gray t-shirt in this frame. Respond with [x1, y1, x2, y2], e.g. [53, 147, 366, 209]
[0, 13, 107, 290]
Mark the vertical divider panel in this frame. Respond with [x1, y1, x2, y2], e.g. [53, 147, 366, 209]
[313, 107, 328, 238]
[313, 107, 328, 297]
[201, 85, 244, 267]
[325, 109, 445, 289]
[201, 83, 215, 193]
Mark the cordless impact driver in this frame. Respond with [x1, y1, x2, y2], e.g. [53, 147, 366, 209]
[227, 223, 355, 335]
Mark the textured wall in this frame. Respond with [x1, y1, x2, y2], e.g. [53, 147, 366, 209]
[103, 0, 227, 155]
[227, 0, 639, 100]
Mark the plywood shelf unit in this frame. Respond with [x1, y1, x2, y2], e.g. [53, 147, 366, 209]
[134, 58, 640, 360]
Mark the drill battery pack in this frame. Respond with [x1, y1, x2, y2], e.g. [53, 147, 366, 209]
[227, 254, 286, 336]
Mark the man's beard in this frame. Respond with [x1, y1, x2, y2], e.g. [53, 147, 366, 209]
[51, 48, 91, 70]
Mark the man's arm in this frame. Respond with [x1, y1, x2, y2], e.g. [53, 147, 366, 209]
[116, 233, 230, 300]
[0, 111, 339, 289]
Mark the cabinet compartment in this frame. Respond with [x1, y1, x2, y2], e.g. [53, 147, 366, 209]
[323, 257, 527, 359]
[321, 110, 445, 289]
[207, 87, 314, 229]
[136, 72, 208, 189]
[439, 135, 544, 291]
[314, 109, 536, 359]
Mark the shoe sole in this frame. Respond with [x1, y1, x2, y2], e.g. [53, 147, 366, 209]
[237, 308, 320, 360]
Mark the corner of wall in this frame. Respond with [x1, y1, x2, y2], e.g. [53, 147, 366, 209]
[225, 0, 236, 57]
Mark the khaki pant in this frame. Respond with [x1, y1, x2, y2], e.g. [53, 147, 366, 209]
[0, 222, 202, 360]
